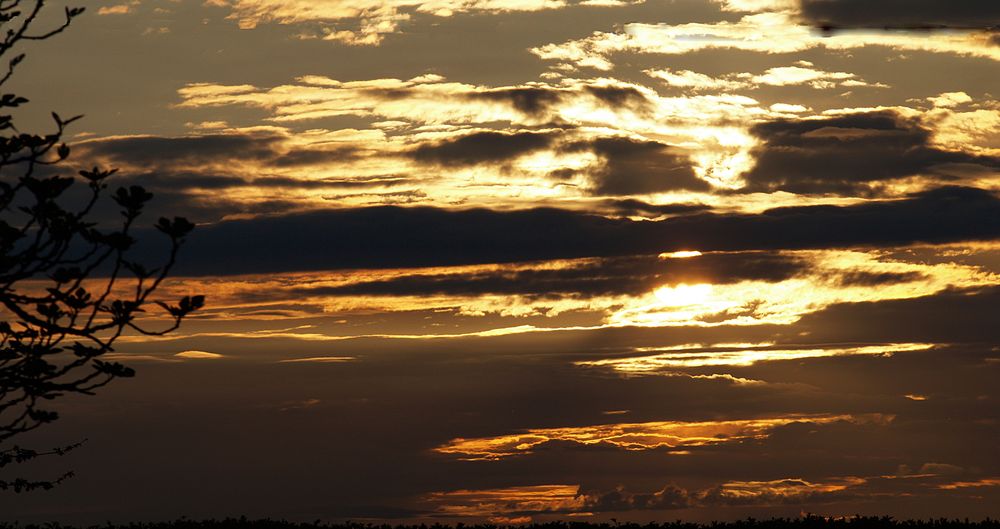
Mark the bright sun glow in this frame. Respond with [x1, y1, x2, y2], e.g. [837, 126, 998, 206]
[659, 250, 703, 259]
[653, 283, 713, 307]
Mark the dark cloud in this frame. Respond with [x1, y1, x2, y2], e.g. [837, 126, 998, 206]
[410, 131, 556, 166]
[51, 169, 317, 225]
[742, 111, 1000, 195]
[261, 175, 410, 189]
[271, 146, 363, 167]
[77, 134, 362, 170]
[563, 137, 709, 195]
[799, 0, 1000, 30]
[170, 205, 635, 275]
[68, 171, 410, 224]
[791, 285, 1000, 345]
[118, 171, 252, 190]
[464, 83, 652, 120]
[78, 134, 285, 165]
[835, 270, 928, 287]
[583, 484, 694, 512]
[584, 85, 651, 109]
[62, 134, 411, 222]
[165, 186, 1000, 275]
[112, 172, 396, 191]
[670, 186, 1000, 250]
[276, 252, 808, 299]
[604, 198, 712, 217]
[467, 87, 563, 116]
[583, 478, 856, 513]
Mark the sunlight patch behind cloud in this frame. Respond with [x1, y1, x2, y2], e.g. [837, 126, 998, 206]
[608, 250, 996, 328]
[579, 343, 934, 371]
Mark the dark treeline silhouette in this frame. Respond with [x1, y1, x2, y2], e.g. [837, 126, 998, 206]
[2, 518, 998, 529]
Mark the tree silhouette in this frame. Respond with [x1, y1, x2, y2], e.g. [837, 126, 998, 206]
[0, 2, 202, 492]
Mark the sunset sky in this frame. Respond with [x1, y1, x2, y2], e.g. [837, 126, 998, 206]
[2, 0, 1000, 523]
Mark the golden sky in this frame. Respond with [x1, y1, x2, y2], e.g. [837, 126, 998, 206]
[2, 0, 999, 524]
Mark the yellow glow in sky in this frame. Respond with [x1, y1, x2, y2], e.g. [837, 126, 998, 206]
[653, 283, 714, 307]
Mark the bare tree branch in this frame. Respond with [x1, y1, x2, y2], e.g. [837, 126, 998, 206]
[0, 1, 202, 492]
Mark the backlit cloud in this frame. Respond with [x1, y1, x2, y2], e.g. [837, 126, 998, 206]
[204, 0, 642, 45]
[740, 110, 1000, 195]
[533, 13, 1000, 71]
[435, 414, 883, 460]
[647, 63, 887, 91]
[578, 343, 933, 371]
[425, 485, 585, 518]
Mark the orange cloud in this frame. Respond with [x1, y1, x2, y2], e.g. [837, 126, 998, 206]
[435, 414, 883, 460]
[425, 485, 586, 518]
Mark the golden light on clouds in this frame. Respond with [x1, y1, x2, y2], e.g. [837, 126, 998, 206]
[277, 356, 357, 363]
[203, 0, 643, 45]
[9, 0, 1000, 522]
[160, 69, 998, 213]
[937, 479, 1000, 490]
[533, 13, 1000, 70]
[660, 251, 703, 259]
[114, 246, 999, 347]
[170, 74, 784, 203]
[579, 343, 934, 371]
[174, 350, 226, 359]
[646, 63, 886, 91]
[434, 414, 882, 460]
[713, 476, 865, 500]
[425, 485, 585, 518]
[609, 250, 996, 328]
